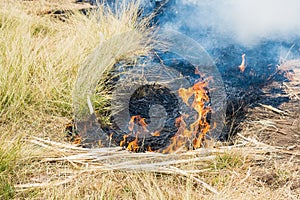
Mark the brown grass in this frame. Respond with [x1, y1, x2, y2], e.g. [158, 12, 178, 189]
[0, 1, 299, 200]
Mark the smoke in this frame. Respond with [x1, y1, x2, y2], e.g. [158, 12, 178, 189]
[164, 0, 300, 47]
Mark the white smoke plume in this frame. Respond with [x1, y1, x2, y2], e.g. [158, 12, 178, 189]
[167, 0, 300, 47]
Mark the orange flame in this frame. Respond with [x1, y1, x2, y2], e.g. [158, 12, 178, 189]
[128, 115, 148, 132]
[120, 134, 128, 147]
[152, 131, 160, 137]
[147, 146, 153, 152]
[238, 54, 246, 73]
[73, 136, 82, 145]
[163, 69, 212, 153]
[178, 88, 194, 106]
[127, 137, 139, 152]
[123, 68, 212, 153]
[162, 116, 189, 153]
[120, 115, 150, 152]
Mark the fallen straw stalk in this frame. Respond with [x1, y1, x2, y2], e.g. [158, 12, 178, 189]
[15, 164, 220, 195]
[27, 136, 220, 166]
[154, 166, 220, 195]
[21, 135, 299, 194]
[29, 135, 299, 167]
[237, 133, 300, 156]
[20, 137, 223, 192]
[17, 137, 223, 194]
[258, 103, 289, 115]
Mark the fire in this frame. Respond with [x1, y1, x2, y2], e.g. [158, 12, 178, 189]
[73, 135, 82, 145]
[178, 88, 194, 106]
[126, 136, 139, 152]
[120, 115, 152, 152]
[162, 69, 212, 153]
[152, 131, 160, 137]
[123, 68, 212, 153]
[238, 54, 246, 73]
[161, 116, 189, 153]
[119, 134, 128, 147]
[128, 115, 148, 132]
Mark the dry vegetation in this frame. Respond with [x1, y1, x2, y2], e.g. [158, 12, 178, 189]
[0, 1, 299, 199]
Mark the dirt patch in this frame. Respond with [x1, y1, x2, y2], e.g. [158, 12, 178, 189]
[243, 99, 300, 149]
[240, 63, 300, 163]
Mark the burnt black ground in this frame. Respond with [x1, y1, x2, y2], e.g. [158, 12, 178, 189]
[70, 0, 299, 150]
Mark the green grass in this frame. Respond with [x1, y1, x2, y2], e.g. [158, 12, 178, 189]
[0, 139, 20, 199]
[0, 175, 14, 200]
[212, 152, 244, 170]
[0, 1, 151, 198]
[0, 1, 149, 123]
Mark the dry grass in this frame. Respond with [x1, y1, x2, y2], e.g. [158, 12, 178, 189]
[0, 0, 152, 199]
[0, 1, 299, 200]
[278, 59, 300, 100]
[11, 136, 300, 199]
[0, 0, 148, 122]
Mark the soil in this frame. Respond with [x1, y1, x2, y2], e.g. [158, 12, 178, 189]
[240, 65, 300, 156]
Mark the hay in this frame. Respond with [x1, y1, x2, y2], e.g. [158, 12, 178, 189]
[278, 59, 300, 100]
[14, 135, 300, 194]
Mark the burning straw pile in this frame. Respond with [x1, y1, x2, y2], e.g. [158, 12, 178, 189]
[109, 69, 214, 153]
[71, 23, 227, 153]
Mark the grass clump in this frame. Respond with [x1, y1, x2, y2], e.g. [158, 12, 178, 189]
[0, 1, 150, 123]
[212, 152, 244, 170]
[0, 175, 14, 200]
[0, 1, 152, 198]
[0, 137, 20, 200]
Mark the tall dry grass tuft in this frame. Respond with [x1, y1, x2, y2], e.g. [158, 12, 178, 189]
[0, 1, 152, 198]
[0, 1, 149, 123]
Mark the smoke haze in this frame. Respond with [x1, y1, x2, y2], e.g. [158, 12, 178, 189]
[165, 0, 300, 47]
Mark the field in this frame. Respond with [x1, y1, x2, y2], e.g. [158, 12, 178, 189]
[0, 1, 299, 199]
